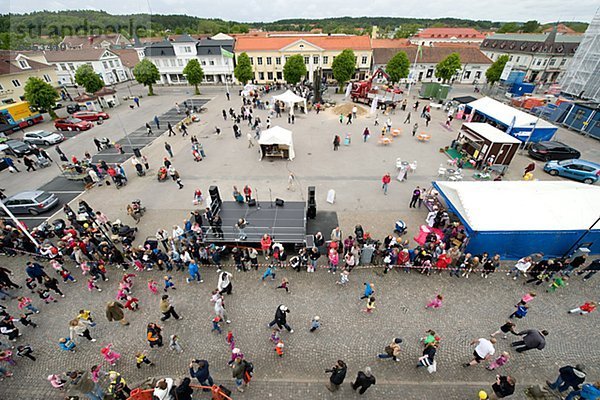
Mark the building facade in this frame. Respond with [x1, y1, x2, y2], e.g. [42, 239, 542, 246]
[44, 49, 130, 86]
[233, 34, 372, 83]
[138, 34, 235, 85]
[0, 51, 58, 104]
[480, 31, 582, 83]
[410, 28, 487, 46]
[372, 46, 492, 84]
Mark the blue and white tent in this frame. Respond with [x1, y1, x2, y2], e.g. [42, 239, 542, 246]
[433, 181, 600, 259]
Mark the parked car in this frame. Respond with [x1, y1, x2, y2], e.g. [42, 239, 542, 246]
[66, 104, 81, 114]
[0, 158, 8, 171]
[23, 130, 64, 145]
[0, 190, 59, 215]
[528, 141, 581, 161]
[544, 159, 600, 184]
[72, 111, 110, 121]
[34, 102, 63, 113]
[54, 117, 93, 131]
[0, 139, 34, 157]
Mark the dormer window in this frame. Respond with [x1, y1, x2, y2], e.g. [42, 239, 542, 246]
[18, 59, 30, 69]
[299, 44, 304, 48]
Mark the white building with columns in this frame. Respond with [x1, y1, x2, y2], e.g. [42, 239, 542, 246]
[43, 48, 130, 86]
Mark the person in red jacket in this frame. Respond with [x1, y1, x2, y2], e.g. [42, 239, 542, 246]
[381, 173, 391, 195]
[260, 234, 272, 260]
[243, 185, 252, 202]
[568, 301, 597, 315]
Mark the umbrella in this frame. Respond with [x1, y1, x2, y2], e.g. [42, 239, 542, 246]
[344, 83, 353, 99]
[370, 97, 379, 115]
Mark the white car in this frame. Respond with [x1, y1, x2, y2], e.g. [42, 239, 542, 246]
[23, 130, 64, 146]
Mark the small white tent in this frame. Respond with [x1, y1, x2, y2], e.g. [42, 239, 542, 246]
[272, 90, 307, 113]
[258, 126, 296, 160]
[241, 83, 258, 97]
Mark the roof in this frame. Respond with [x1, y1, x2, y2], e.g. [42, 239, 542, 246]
[481, 33, 581, 55]
[9, 191, 44, 200]
[0, 51, 54, 75]
[196, 39, 234, 56]
[43, 49, 116, 62]
[60, 34, 131, 49]
[461, 122, 522, 144]
[144, 42, 175, 57]
[433, 181, 600, 231]
[111, 49, 140, 69]
[467, 97, 556, 129]
[169, 34, 196, 43]
[235, 35, 372, 52]
[373, 46, 492, 65]
[413, 28, 486, 39]
[371, 38, 410, 48]
[272, 90, 306, 105]
[543, 24, 578, 34]
[94, 87, 116, 96]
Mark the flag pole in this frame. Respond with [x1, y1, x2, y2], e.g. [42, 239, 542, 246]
[407, 44, 421, 97]
[221, 47, 230, 95]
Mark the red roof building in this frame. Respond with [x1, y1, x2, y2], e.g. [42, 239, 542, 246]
[410, 28, 487, 46]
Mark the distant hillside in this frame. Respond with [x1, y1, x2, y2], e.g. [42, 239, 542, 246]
[0, 10, 589, 50]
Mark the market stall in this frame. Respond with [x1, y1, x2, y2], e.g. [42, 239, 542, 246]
[258, 126, 295, 160]
[241, 83, 258, 97]
[272, 90, 307, 113]
[452, 123, 521, 169]
[433, 181, 600, 258]
[465, 96, 557, 142]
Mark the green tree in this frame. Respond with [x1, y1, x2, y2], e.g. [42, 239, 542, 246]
[74, 64, 104, 93]
[435, 52, 461, 84]
[385, 51, 410, 83]
[132, 58, 160, 96]
[283, 54, 307, 85]
[485, 55, 509, 86]
[234, 52, 253, 84]
[522, 20, 540, 33]
[23, 77, 59, 119]
[332, 49, 356, 89]
[183, 59, 204, 95]
[393, 23, 420, 39]
[498, 22, 519, 33]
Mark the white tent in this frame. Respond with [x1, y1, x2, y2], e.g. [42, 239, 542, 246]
[241, 83, 258, 97]
[272, 90, 307, 113]
[258, 126, 295, 160]
[466, 97, 556, 129]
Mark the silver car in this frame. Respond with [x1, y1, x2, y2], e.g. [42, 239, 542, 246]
[23, 130, 64, 146]
[0, 191, 59, 216]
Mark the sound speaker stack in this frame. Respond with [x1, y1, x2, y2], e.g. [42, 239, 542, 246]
[275, 198, 285, 207]
[307, 186, 317, 219]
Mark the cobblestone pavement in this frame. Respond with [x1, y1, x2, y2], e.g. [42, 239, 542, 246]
[0, 253, 598, 400]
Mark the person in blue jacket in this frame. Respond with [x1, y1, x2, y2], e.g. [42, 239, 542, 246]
[565, 381, 600, 400]
[186, 260, 202, 283]
[360, 282, 374, 300]
[189, 359, 214, 389]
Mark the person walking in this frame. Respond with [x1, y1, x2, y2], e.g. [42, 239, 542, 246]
[333, 134, 340, 151]
[67, 371, 104, 400]
[377, 338, 402, 361]
[268, 304, 293, 333]
[23, 156, 36, 172]
[523, 162, 535, 177]
[55, 145, 68, 162]
[404, 112, 411, 124]
[325, 360, 347, 392]
[3, 156, 20, 172]
[363, 127, 370, 142]
[564, 381, 600, 400]
[154, 115, 160, 130]
[381, 173, 391, 195]
[360, 282, 374, 300]
[147, 323, 163, 348]
[491, 321, 518, 339]
[167, 122, 176, 137]
[351, 367, 376, 395]
[412, 123, 418, 136]
[164, 142, 173, 158]
[511, 329, 548, 353]
[159, 295, 182, 321]
[186, 260, 203, 284]
[105, 301, 129, 326]
[547, 364, 587, 394]
[218, 271, 233, 295]
[190, 359, 214, 387]
[93, 138, 102, 151]
[146, 123, 152, 136]
[409, 186, 421, 208]
[464, 338, 496, 367]
[69, 319, 96, 342]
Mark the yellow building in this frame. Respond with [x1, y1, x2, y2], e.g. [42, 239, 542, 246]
[234, 34, 372, 83]
[0, 51, 59, 105]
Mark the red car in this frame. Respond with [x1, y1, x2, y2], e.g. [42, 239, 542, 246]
[72, 111, 110, 121]
[54, 117, 94, 131]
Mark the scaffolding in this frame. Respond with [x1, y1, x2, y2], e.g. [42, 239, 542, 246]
[561, 9, 600, 102]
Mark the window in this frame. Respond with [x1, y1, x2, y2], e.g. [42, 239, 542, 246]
[257, 57, 263, 65]
[516, 56, 520, 63]
[266, 57, 272, 65]
[354, 56, 357, 64]
[361, 55, 368, 65]
[276, 71, 283, 80]
[114, 60, 120, 67]
[183, 46, 192, 53]
[560, 58, 567, 66]
[313, 56, 319, 64]
[43, 74, 51, 83]
[102, 61, 109, 68]
[323, 56, 328, 64]
[18, 60, 30, 68]
[475, 71, 482, 79]
[249, 57, 253, 65]
[304, 56, 309, 64]
[201, 60, 206, 66]
[549, 58, 556, 66]
[11, 79, 21, 87]
[426, 69, 433, 78]
[258, 72, 264, 80]
[170, 59, 176, 67]
[536, 59, 542, 66]
[463, 70, 471, 80]
[267, 72, 273, 80]
[109, 60, 114, 67]
[209, 60, 215, 66]
[543, 59, 547, 66]
[60, 63, 68, 71]
[275, 57, 281, 65]
[177, 59, 183, 66]
[509, 55, 513, 61]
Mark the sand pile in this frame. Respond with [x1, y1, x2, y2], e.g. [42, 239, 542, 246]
[331, 103, 369, 116]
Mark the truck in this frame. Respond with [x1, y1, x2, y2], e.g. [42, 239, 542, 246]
[350, 68, 403, 106]
[0, 101, 44, 132]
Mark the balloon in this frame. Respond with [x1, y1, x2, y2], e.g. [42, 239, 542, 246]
[478, 391, 488, 400]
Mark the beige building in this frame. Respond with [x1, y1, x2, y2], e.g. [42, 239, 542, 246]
[234, 34, 372, 83]
[0, 51, 58, 105]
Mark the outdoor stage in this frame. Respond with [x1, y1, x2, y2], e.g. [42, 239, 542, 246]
[208, 200, 309, 246]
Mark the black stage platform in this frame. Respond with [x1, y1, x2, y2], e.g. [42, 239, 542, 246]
[208, 201, 307, 245]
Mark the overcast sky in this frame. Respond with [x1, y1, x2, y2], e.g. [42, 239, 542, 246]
[5, 0, 598, 23]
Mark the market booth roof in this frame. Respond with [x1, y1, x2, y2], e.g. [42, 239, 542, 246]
[272, 90, 307, 109]
[258, 126, 295, 160]
[466, 97, 556, 129]
[462, 123, 521, 144]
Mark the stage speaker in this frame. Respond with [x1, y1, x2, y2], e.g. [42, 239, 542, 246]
[209, 186, 221, 203]
[308, 186, 316, 201]
[275, 198, 284, 207]
[248, 199, 257, 207]
[307, 205, 316, 219]
[133, 148, 142, 158]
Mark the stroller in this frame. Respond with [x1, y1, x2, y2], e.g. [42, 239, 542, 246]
[36, 155, 50, 169]
[157, 167, 168, 182]
[394, 220, 407, 235]
[192, 149, 203, 162]
[135, 163, 145, 177]
[98, 138, 113, 150]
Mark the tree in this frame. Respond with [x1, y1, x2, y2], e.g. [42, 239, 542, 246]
[132, 59, 160, 96]
[522, 20, 540, 33]
[332, 49, 356, 89]
[485, 55, 509, 86]
[183, 59, 204, 95]
[74, 64, 104, 94]
[234, 52, 253, 84]
[23, 77, 59, 119]
[385, 51, 410, 83]
[283, 54, 307, 85]
[435, 53, 461, 84]
[393, 23, 420, 39]
[498, 22, 519, 33]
